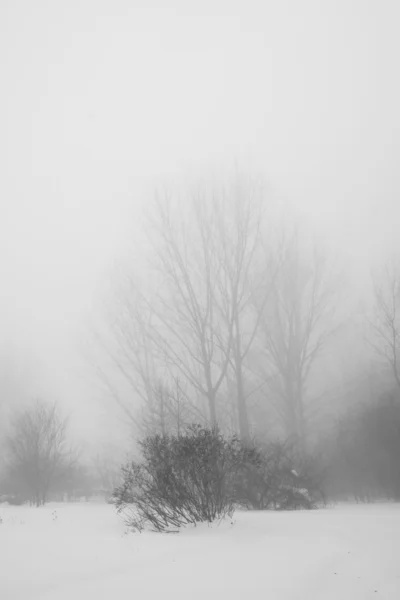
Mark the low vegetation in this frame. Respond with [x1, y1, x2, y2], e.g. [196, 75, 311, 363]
[113, 426, 317, 532]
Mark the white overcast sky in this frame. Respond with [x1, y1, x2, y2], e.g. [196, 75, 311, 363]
[1, 0, 400, 443]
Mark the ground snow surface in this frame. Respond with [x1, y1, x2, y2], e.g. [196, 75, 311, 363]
[0, 502, 399, 599]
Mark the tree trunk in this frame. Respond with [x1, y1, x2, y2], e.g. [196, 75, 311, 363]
[233, 319, 250, 442]
[207, 390, 217, 427]
[284, 369, 306, 457]
[236, 361, 250, 442]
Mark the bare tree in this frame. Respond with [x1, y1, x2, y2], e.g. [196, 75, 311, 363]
[146, 176, 280, 439]
[99, 174, 279, 439]
[90, 237, 212, 437]
[256, 234, 338, 453]
[370, 259, 400, 391]
[6, 400, 76, 506]
[85, 279, 164, 440]
[99, 285, 159, 431]
[210, 177, 280, 440]
[140, 188, 236, 427]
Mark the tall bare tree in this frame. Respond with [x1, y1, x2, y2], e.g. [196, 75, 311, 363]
[99, 174, 279, 439]
[141, 189, 236, 427]
[210, 178, 280, 440]
[256, 234, 338, 452]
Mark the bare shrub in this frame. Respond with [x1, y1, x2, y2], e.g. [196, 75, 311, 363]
[114, 427, 317, 532]
[114, 425, 259, 532]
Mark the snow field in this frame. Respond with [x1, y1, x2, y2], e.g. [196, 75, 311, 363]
[0, 502, 399, 599]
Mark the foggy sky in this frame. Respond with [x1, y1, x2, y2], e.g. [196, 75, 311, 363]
[2, 0, 400, 446]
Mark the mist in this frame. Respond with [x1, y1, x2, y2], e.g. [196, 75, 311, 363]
[3, 3, 400, 598]
[2, 0, 400, 450]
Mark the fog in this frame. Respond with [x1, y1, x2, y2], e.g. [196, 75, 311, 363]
[2, 0, 400, 451]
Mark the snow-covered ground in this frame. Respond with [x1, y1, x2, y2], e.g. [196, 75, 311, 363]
[0, 502, 399, 599]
